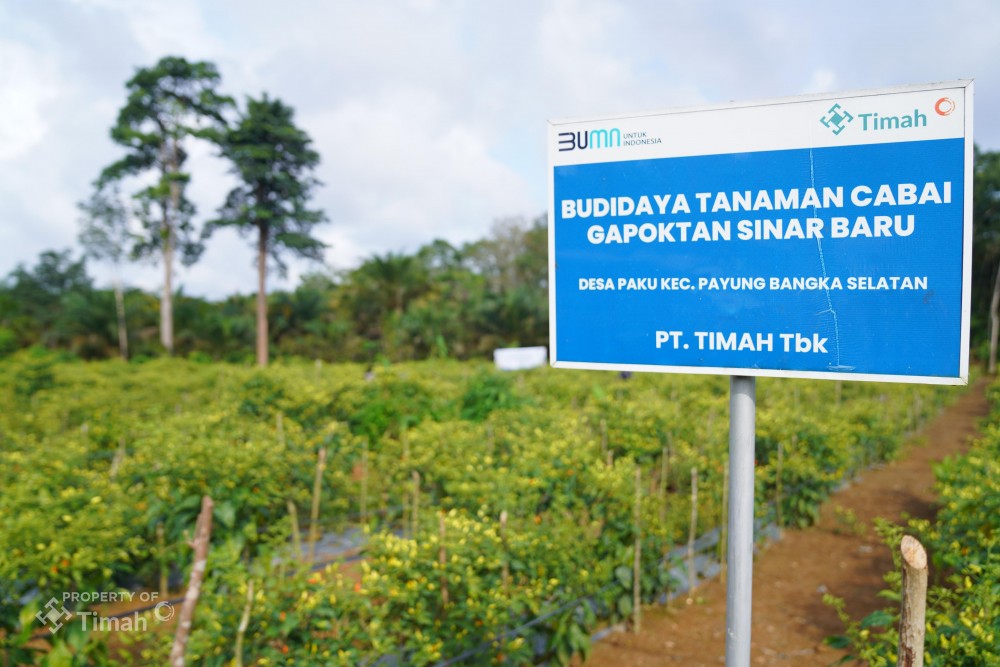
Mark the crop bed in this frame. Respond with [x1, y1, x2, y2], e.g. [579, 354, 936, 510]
[0, 350, 957, 665]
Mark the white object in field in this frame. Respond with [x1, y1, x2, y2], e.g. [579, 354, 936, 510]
[494, 346, 547, 371]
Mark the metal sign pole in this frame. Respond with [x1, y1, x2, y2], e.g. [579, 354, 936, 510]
[725, 375, 756, 667]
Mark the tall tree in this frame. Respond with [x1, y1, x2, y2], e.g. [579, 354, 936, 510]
[209, 94, 326, 366]
[78, 185, 133, 359]
[98, 56, 231, 354]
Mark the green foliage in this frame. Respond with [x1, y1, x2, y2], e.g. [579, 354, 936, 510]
[0, 357, 958, 665]
[460, 369, 526, 422]
[99, 55, 232, 267]
[828, 379, 1000, 666]
[0, 326, 16, 358]
[209, 93, 326, 272]
[11, 346, 58, 401]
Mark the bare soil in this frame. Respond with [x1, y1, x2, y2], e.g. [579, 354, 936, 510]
[582, 378, 989, 667]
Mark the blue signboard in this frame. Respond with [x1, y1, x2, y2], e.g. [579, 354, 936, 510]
[548, 82, 973, 384]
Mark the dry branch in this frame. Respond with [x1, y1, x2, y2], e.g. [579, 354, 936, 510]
[169, 495, 214, 667]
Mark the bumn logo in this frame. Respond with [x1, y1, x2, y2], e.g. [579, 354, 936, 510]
[820, 103, 854, 136]
[558, 127, 621, 152]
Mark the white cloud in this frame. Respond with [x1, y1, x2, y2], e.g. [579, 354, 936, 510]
[4, 0, 1000, 300]
[0, 39, 61, 161]
[305, 86, 536, 268]
[803, 68, 838, 95]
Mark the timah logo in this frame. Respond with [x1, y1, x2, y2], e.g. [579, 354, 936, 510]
[558, 127, 621, 152]
[820, 103, 854, 136]
[36, 598, 72, 632]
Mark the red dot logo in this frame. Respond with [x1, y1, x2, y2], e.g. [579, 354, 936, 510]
[934, 97, 956, 116]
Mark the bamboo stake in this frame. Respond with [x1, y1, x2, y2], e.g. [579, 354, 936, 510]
[687, 467, 698, 596]
[307, 448, 327, 565]
[287, 500, 302, 562]
[633, 465, 642, 633]
[169, 495, 214, 667]
[233, 579, 254, 667]
[897, 536, 928, 667]
[438, 513, 449, 611]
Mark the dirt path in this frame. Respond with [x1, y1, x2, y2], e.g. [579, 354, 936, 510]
[582, 379, 990, 667]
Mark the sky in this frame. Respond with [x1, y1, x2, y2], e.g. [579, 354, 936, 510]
[1, 0, 999, 300]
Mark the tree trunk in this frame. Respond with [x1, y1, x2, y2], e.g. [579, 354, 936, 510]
[113, 276, 128, 360]
[990, 261, 1000, 374]
[161, 138, 180, 355]
[161, 215, 175, 355]
[256, 225, 269, 367]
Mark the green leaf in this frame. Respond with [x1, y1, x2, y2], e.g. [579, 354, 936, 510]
[859, 609, 894, 629]
[824, 634, 851, 649]
[214, 501, 236, 529]
[616, 594, 632, 617]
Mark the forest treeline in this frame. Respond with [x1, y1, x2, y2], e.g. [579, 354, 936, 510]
[3, 54, 1000, 366]
[6, 146, 1000, 365]
[0, 215, 547, 363]
[0, 55, 550, 366]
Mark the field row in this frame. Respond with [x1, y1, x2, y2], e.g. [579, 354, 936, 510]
[0, 350, 957, 665]
[829, 379, 999, 666]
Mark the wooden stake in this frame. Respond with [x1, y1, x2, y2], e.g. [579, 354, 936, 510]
[688, 467, 698, 596]
[233, 578, 254, 667]
[402, 428, 411, 538]
[169, 495, 214, 667]
[659, 443, 670, 527]
[776, 439, 786, 530]
[897, 536, 928, 667]
[156, 522, 168, 599]
[276, 412, 285, 447]
[600, 419, 609, 464]
[110, 435, 127, 479]
[287, 499, 302, 562]
[360, 437, 369, 525]
[633, 465, 642, 633]
[438, 513, 449, 611]
[704, 411, 714, 457]
[411, 471, 421, 540]
[499, 510, 509, 597]
[307, 448, 327, 565]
